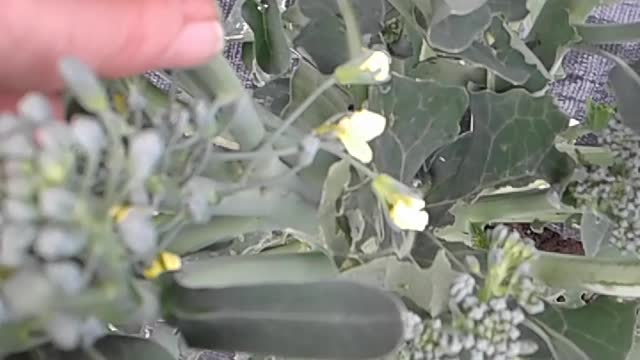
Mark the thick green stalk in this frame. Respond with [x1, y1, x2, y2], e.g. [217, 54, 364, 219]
[336, 0, 363, 58]
[575, 21, 640, 44]
[531, 251, 640, 297]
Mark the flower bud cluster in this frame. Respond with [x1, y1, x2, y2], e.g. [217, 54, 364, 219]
[397, 226, 544, 359]
[569, 118, 640, 255]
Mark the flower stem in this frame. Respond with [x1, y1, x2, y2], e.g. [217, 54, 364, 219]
[240, 77, 337, 182]
[318, 142, 378, 179]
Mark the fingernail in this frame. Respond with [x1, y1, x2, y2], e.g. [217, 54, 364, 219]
[160, 21, 224, 68]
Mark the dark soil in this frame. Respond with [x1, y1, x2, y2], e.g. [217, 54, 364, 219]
[510, 223, 584, 256]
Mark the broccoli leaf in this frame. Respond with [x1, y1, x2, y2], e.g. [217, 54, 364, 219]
[425, 89, 574, 227]
[369, 74, 469, 182]
[532, 296, 638, 360]
[459, 16, 550, 92]
[341, 250, 459, 316]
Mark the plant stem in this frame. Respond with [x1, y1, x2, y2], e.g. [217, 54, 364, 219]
[240, 77, 337, 182]
[530, 251, 640, 297]
[337, 0, 363, 59]
[319, 142, 378, 179]
[555, 143, 614, 166]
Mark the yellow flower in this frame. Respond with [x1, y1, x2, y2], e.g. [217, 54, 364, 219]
[315, 110, 386, 163]
[334, 50, 391, 85]
[372, 174, 429, 231]
[143, 251, 182, 279]
[109, 205, 132, 223]
[359, 51, 391, 82]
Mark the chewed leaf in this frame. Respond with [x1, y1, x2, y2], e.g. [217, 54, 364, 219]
[521, 1, 579, 70]
[425, 89, 574, 227]
[369, 74, 468, 182]
[459, 16, 550, 92]
[428, 3, 493, 53]
[341, 250, 459, 316]
[532, 297, 638, 360]
[58, 57, 110, 114]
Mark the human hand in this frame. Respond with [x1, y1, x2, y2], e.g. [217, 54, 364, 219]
[0, 0, 224, 114]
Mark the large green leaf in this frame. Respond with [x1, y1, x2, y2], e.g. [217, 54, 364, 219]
[293, 0, 386, 73]
[425, 89, 574, 226]
[242, 0, 291, 75]
[427, 2, 493, 53]
[174, 252, 338, 288]
[411, 57, 487, 87]
[534, 296, 638, 360]
[163, 280, 405, 359]
[369, 74, 469, 182]
[7, 335, 175, 360]
[341, 250, 459, 316]
[522, 0, 580, 70]
[459, 16, 550, 92]
[487, 0, 528, 21]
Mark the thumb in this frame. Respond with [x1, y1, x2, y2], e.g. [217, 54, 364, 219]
[0, 0, 224, 94]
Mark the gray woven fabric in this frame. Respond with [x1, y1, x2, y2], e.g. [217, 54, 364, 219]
[551, 0, 640, 121]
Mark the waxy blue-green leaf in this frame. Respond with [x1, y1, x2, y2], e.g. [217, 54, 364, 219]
[487, 0, 528, 21]
[522, 0, 580, 70]
[412, 58, 486, 87]
[164, 280, 405, 359]
[341, 250, 459, 316]
[425, 89, 574, 226]
[242, 0, 291, 75]
[533, 296, 638, 360]
[459, 16, 550, 92]
[369, 74, 469, 182]
[427, 2, 493, 53]
[6, 335, 176, 360]
[175, 252, 338, 288]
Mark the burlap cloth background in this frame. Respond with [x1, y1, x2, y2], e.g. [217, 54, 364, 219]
[173, 1, 640, 359]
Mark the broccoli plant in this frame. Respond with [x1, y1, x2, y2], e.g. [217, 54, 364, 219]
[5, 0, 640, 359]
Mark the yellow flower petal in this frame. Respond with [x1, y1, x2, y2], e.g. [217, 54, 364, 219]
[337, 132, 374, 163]
[338, 110, 386, 141]
[109, 205, 132, 223]
[359, 51, 391, 82]
[389, 199, 429, 231]
[143, 251, 182, 279]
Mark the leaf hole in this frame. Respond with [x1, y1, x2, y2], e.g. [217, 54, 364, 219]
[555, 295, 566, 303]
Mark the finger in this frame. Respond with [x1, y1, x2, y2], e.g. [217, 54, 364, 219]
[0, 0, 223, 93]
